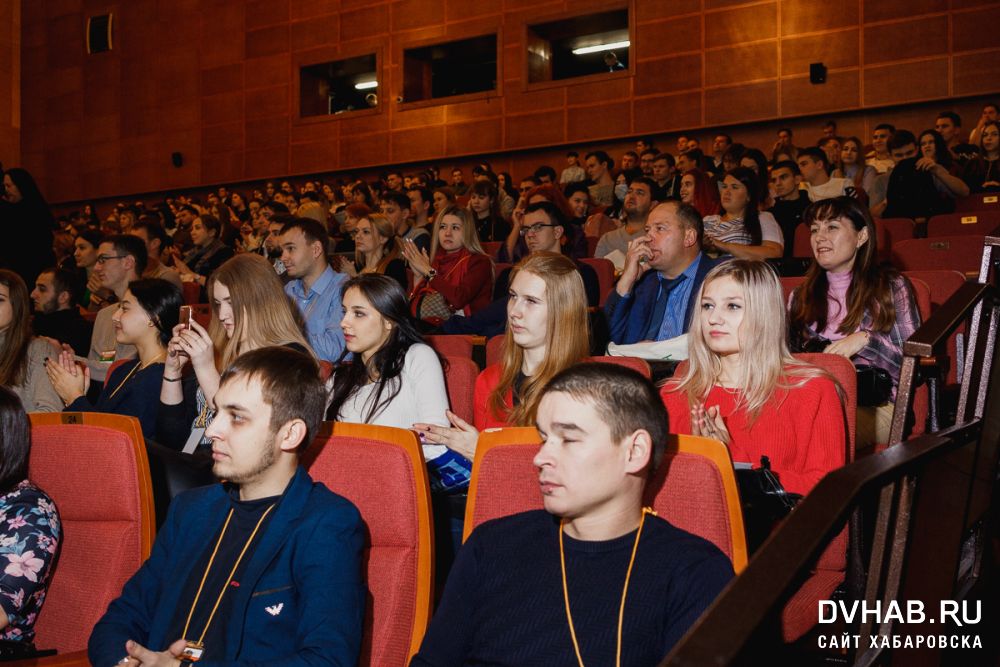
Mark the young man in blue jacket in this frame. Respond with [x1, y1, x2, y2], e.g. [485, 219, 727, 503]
[89, 346, 365, 667]
[605, 201, 728, 345]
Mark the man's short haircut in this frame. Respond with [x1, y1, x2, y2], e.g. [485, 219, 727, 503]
[105, 234, 149, 275]
[771, 159, 801, 176]
[386, 169, 402, 180]
[218, 346, 325, 451]
[685, 148, 705, 164]
[823, 120, 837, 129]
[407, 185, 432, 206]
[40, 266, 81, 304]
[563, 181, 590, 199]
[716, 133, 734, 144]
[541, 362, 669, 475]
[279, 217, 329, 252]
[584, 150, 613, 169]
[874, 123, 896, 134]
[177, 204, 199, 217]
[622, 150, 639, 162]
[524, 200, 567, 229]
[263, 201, 290, 215]
[534, 165, 557, 182]
[936, 111, 962, 127]
[133, 218, 170, 248]
[653, 152, 676, 168]
[566, 150, 579, 158]
[638, 136, 656, 147]
[639, 147, 661, 158]
[778, 127, 793, 136]
[985, 102, 999, 113]
[798, 146, 828, 168]
[670, 201, 704, 244]
[380, 191, 411, 211]
[888, 129, 917, 151]
[627, 175, 658, 192]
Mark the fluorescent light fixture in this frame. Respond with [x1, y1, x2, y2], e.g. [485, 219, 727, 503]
[354, 80, 378, 90]
[572, 40, 630, 55]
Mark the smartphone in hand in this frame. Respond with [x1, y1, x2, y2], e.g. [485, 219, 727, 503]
[179, 305, 193, 330]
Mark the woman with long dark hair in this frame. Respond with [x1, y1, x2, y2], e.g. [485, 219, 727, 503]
[964, 120, 1000, 193]
[0, 270, 61, 412]
[702, 167, 784, 260]
[916, 129, 970, 199]
[467, 181, 511, 243]
[45, 278, 182, 440]
[328, 274, 449, 428]
[0, 387, 61, 653]
[788, 197, 921, 447]
[1, 168, 56, 288]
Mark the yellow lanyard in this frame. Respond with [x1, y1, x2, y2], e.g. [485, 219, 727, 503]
[181, 504, 275, 648]
[107, 354, 165, 400]
[560, 507, 655, 667]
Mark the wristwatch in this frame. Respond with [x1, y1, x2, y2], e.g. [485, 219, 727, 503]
[426, 269, 438, 280]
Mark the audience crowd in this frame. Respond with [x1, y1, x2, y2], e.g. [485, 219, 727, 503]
[0, 104, 991, 663]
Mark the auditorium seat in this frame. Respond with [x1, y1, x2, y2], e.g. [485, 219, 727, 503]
[587, 355, 652, 378]
[586, 235, 599, 258]
[304, 423, 433, 667]
[578, 257, 616, 306]
[485, 334, 504, 367]
[953, 192, 1000, 213]
[192, 303, 212, 328]
[902, 269, 967, 386]
[443, 356, 479, 424]
[892, 235, 986, 275]
[463, 428, 748, 572]
[792, 225, 812, 258]
[875, 217, 914, 250]
[926, 211, 1000, 238]
[425, 334, 474, 360]
[27, 412, 155, 654]
[482, 241, 502, 258]
[181, 281, 200, 305]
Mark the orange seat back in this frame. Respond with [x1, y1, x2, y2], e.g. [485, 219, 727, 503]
[464, 428, 748, 573]
[892, 235, 986, 275]
[305, 423, 433, 667]
[902, 269, 968, 385]
[28, 413, 155, 653]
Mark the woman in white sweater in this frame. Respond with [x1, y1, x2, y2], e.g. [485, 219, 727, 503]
[326, 274, 453, 478]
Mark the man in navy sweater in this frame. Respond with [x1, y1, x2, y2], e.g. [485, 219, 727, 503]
[89, 347, 365, 667]
[605, 201, 727, 345]
[412, 363, 733, 666]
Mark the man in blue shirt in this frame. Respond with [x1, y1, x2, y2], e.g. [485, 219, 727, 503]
[279, 218, 348, 361]
[90, 346, 365, 667]
[605, 201, 727, 345]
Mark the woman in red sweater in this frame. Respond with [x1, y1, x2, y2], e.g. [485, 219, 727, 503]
[660, 259, 846, 496]
[402, 205, 494, 326]
[414, 252, 590, 457]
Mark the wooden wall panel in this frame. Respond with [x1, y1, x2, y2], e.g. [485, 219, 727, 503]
[15, 0, 1000, 204]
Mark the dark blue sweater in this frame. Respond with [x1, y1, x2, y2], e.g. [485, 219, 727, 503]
[67, 359, 163, 441]
[412, 510, 734, 666]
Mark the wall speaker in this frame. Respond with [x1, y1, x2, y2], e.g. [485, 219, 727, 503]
[809, 62, 827, 84]
[171, 152, 184, 168]
[86, 14, 114, 54]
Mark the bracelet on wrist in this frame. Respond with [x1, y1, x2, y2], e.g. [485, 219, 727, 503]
[163, 375, 183, 382]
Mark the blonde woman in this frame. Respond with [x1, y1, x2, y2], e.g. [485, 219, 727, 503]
[414, 252, 590, 461]
[402, 205, 494, 323]
[661, 259, 845, 496]
[158, 253, 313, 450]
[337, 213, 407, 290]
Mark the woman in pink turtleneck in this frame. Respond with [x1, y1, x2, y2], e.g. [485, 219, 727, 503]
[788, 197, 920, 448]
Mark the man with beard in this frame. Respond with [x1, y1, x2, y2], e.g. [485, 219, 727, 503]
[30, 267, 92, 355]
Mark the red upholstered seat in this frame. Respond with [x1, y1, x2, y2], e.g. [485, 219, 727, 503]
[587, 355, 651, 378]
[926, 211, 1000, 237]
[443, 356, 479, 424]
[954, 192, 1000, 213]
[304, 423, 433, 667]
[27, 413, 155, 654]
[902, 269, 967, 386]
[181, 281, 200, 305]
[463, 428, 748, 573]
[192, 303, 212, 328]
[481, 241, 502, 259]
[578, 257, 616, 306]
[425, 334, 474, 360]
[485, 334, 505, 367]
[892, 235, 986, 275]
[876, 217, 914, 249]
